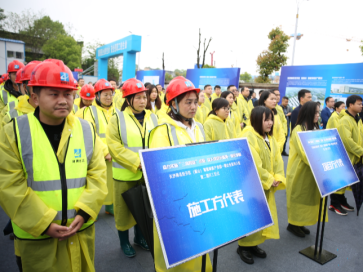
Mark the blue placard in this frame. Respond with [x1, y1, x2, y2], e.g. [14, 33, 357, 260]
[186, 68, 240, 92]
[279, 63, 363, 107]
[140, 139, 273, 268]
[136, 70, 166, 87]
[298, 129, 359, 197]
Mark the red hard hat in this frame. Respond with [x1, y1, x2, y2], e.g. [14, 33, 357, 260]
[21, 61, 42, 82]
[15, 68, 24, 84]
[122, 78, 148, 98]
[28, 60, 77, 90]
[2, 74, 9, 81]
[165, 77, 200, 105]
[94, 79, 114, 93]
[8, 60, 25, 73]
[0, 78, 3, 84]
[80, 84, 95, 100]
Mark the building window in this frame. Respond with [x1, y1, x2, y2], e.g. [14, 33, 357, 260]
[7, 51, 14, 58]
[16, 52, 23, 59]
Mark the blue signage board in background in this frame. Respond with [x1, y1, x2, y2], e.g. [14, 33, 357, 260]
[140, 139, 273, 268]
[279, 63, 363, 107]
[298, 129, 359, 197]
[136, 70, 166, 87]
[186, 68, 240, 92]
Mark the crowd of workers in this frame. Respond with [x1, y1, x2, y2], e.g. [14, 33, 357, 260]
[0, 59, 360, 272]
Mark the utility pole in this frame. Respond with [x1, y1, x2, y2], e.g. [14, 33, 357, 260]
[210, 51, 215, 66]
[291, 0, 308, 65]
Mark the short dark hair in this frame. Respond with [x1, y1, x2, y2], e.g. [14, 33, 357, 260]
[227, 85, 236, 91]
[346, 95, 362, 108]
[282, 96, 289, 100]
[208, 98, 229, 116]
[156, 84, 161, 87]
[32, 86, 41, 96]
[258, 91, 277, 115]
[334, 101, 345, 111]
[298, 89, 311, 102]
[78, 78, 84, 82]
[325, 96, 333, 104]
[214, 85, 221, 90]
[295, 101, 319, 131]
[144, 82, 151, 87]
[204, 85, 211, 90]
[250, 106, 274, 136]
[273, 89, 280, 94]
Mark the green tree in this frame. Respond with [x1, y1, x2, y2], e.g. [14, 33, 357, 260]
[361, 41, 363, 56]
[42, 35, 82, 70]
[203, 64, 215, 68]
[0, 8, 6, 30]
[240, 72, 252, 82]
[174, 69, 186, 77]
[256, 27, 289, 83]
[165, 73, 173, 81]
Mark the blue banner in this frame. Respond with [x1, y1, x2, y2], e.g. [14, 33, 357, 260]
[140, 139, 273, 268]
[186, 68, 240, 92]
[136, 70, 166, 87]
[298, 129, 359, 197]
[279, 63, 363, 107]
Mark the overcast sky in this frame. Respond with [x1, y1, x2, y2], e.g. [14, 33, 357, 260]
[2, 0, 363, 75]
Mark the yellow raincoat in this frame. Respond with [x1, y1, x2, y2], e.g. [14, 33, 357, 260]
[238, 126, 286, 246]
[149, 114, 212, 272]
[238, 96, 253, 126]
[1, 95, 35, 130]
[203, 93, 212, 112]
[0, 113, 107, 272]
[204, 114, 238, 141]
[76, 102, 115, 205]
[230, 102, 242, 136]
[286, 125, 328, 226]
[276, 105, 287, 136]
[273, 113, 285, 153]
[195, 104, 209, 124]
[156, 103, 170, 118]
[106, 107, 156, 231]
[113, 93, 125, 111]
[211, 92, 220, 102]
[326, 111, 340, 129]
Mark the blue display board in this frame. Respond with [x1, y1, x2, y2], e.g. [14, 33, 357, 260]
[279, 63, 363, 107]
[298, 129, 359, 197]
[140, 139, 273, 268]
[186, 68, 240, 92]
[136, 70, 166, 87]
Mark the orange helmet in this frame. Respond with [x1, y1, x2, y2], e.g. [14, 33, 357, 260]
[21, 61, 42, 82]
[94, 79, 114, 93]
[28, 60, 76, 90]
[15, 68, 24, 84]
[122, 78, 148, 98]
[80, 84, 95, 100]
[8, 60, 25, 73]
[165, 77, 200, 105]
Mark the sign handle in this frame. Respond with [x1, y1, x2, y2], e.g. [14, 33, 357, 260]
[212, 249, 218, 271]
[201, 254, 206, 272]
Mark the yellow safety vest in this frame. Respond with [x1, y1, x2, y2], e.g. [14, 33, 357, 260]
[112, 109, 158, 181]
[73, 104, 79, 114]
[86, 105, 114, 142]
[12, 114, 95, 240]
[0, 87, 19, 107]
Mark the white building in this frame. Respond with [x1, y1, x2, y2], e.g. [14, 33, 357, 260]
[0, 38, 25, 75]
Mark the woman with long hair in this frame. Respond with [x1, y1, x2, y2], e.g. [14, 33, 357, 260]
[237, 106, 285, 264]
[258, 91, 285, 152]
[149, 77, 212, 272]
[286, 101, 323, 238]
[146, 84, 162, 114]
[221, 91, 242, 136]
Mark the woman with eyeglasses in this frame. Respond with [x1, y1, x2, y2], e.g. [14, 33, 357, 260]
[237, 106, 285, 264]
[221, 91, 242, 136]
[204, 98, 238, 141]
[76, 79, 115, 216]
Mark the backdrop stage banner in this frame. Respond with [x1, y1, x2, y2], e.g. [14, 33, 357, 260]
[298, 128, 359, 197]
[140, 138, 273, 268]
[136, 70, 166, 87]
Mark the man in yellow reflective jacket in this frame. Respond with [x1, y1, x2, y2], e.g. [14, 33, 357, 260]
[0, 60, 107, 272]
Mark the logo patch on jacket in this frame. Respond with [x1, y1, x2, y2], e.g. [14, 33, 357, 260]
[74, 149, 81, 158]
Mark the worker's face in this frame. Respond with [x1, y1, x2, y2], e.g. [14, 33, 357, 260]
[110, 81, 117, 89]
[150, 88, 158, 102]
[281, 98, 289, 107]
[32, 88, 73, 121]
[205, 86, 213, 95]
[273, 90, 280, 103]
[9, 72, 16, 84]
[82, 98, 93, 107]
[336, 103, 345, 113]
[215, 105, 230, 121]
[264, 93, 277, 110]
[79, 79, 84, 87]
[226, 93, 234, 106]
[262, 113, 274, 133]
[350, 100, 363, 115]
[326, 98, 334, 108]
[100, 90, 114, 106]
[157, 85, 162, 93]
[173, 92, 198, 119]
[242, 87, 250, 97]
[301, 93, 312, 105]
[314, 106, 320, 123]
[229, 87, 238, 99]
[129, 92, 147, 112]
[198, 91, 205, 104]
[214, 88, 221, 96]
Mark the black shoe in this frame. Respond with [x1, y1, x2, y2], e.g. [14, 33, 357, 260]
[329, 204, 347, 215]
[237, 247, 254, 264]
[281, 151, 289, 156]
[300, 226, 310, 235]
[340, 195, 355, 212]
[250, 246, 267, 258]
[287, 224, 305, 237]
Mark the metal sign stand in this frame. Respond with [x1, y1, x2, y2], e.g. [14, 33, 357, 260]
[299, 197, 337, 265]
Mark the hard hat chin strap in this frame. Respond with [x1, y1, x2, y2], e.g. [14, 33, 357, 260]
[96, 93, 112, 108]
[171, 98, 192, 122]
[127, 96, 142, 113]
